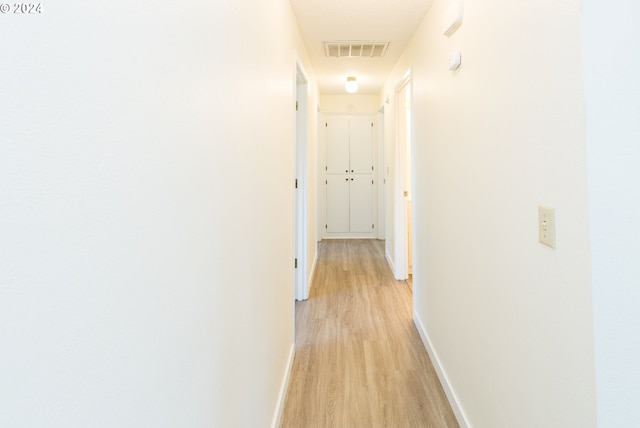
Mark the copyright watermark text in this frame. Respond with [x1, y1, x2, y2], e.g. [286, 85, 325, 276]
[0, 3, 42, 14]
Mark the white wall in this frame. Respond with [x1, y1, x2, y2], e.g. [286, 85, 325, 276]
[382, 0, 597, 426]
[582, 0, 640, 426]
[0, 1, 316, 427]
[320, 94, 379, 114]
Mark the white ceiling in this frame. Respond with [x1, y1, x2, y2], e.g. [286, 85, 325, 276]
[289, 0, 434, 95]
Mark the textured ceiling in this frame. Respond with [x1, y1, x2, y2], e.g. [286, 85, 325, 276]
[290, 0, 434, 94]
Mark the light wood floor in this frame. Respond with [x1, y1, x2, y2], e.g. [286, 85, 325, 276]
[280, 239, 458, 428]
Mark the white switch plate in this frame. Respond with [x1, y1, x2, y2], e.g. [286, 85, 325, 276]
[539, 205, 556, 248]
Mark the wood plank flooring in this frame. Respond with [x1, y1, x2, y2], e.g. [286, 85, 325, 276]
[280, 239, 458, 428]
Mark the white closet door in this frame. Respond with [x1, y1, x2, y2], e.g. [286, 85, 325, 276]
[325, 116, 350, 174]
[324, 115, 376, 237]
[348, 116, 374, 174]
[349, 175, 374, 233]
[326, 175, 350, 233]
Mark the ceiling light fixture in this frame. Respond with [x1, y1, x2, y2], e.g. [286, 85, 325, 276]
[345, 76, 358, 94]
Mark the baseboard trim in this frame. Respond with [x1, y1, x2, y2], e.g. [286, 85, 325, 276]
[305, 250, 319, 299]
[271, 344, 295, 428]
[413, 313, 470, 428]
[385, 249, 395, 274]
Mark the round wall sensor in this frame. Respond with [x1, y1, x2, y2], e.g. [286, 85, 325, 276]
[448, 51, 462, 70]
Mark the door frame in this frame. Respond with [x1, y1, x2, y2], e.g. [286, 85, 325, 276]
[393, 72, 413, 280]
[377, 107, 385, 240]
[294, 61, 309, 301]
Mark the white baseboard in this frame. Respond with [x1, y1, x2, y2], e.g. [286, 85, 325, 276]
[385, 249, 395, 274]
[305, 251, 319, 299]
[271, 344, 295, 428]
[413, 313, 470, 428]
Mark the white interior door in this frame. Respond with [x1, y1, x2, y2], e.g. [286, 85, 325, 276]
[326, 175, 350, 233]
[349, 175, 374, 233]
[349, 116, 374, 174]
[326, 117, 349, 174]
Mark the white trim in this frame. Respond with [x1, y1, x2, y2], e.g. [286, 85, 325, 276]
[392, 71, 413, 280]
[385, 248, 396, 275]
[305, 249, 319, 299]
[318, 112, 326, 241]
[270, 344, 295, 428]
[413, 312, 471, 428]
[294, 55, 309, 301]
[377, 109, 385, 240]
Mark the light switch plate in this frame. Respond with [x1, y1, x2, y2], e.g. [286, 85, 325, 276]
[539, 205, 556, 248]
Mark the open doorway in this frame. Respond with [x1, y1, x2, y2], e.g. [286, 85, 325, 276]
[393, 73, 413, 282]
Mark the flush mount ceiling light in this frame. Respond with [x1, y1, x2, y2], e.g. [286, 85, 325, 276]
[345, 76, 358, 93]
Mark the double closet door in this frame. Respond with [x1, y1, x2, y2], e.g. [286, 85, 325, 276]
[325, 115, 376, 236]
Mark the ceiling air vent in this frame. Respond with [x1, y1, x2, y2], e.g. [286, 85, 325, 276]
[324, 41, 389, 58]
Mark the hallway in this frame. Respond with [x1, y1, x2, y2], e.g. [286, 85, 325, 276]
[280, 240, 458, 428]
[3, 0, 638, 426]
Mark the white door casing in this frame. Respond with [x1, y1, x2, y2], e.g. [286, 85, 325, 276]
[392, 73, 412, 280]
[294, 62, 309, 301]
